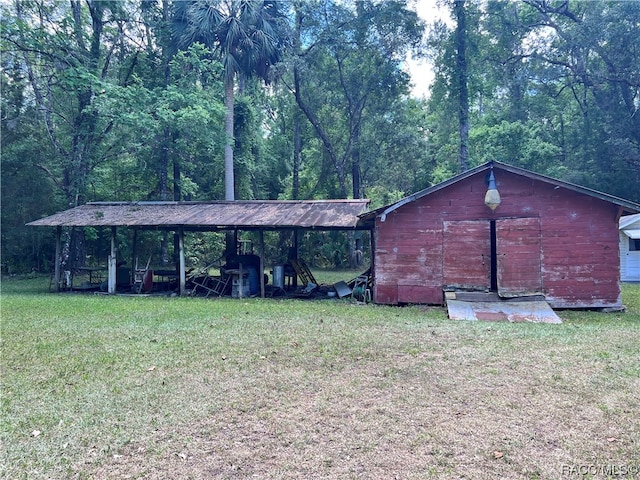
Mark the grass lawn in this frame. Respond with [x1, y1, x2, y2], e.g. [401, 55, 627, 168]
[1, 275, 639, 479]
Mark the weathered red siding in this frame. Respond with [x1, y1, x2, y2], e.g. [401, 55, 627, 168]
[443, 220, 490, 290]
[496, 217, 542, 296]
[373, 168, 622, 308]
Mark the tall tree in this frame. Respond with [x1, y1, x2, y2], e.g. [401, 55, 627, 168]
[290, 0, 424, 198]
[4, 0, 136, 268]
[426, 0, 640, 201]
[521, 0, 640, 199]
[174, 0, 289, 201]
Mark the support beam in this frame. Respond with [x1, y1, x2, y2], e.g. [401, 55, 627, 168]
[292, 229, 299, 288]
[178, 228, 186, 296]
[54, 226, 62, 292]
[370, 228, 376, 303]
[259, 229, 265, 298]
[131, 229, 138, 282]
[108, 226, 117, 294]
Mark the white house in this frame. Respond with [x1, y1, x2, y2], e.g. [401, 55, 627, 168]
[620, 214, 640, 282]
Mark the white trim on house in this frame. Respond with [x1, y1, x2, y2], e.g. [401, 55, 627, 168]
[620, 214, 640, 282]
[622, 229, 640, 239]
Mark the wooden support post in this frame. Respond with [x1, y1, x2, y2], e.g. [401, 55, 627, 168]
[293, 229, 299, 288]
[259, 229, 265, 298]
[108, 226, 117, 294]
[54, 226, 62, 292]
[178, 228, 186, 296]
[131, 229, 138, 284]
[369, 228, 375, 303]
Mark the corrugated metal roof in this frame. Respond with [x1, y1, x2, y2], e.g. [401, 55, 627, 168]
[27, 200, 371, 230]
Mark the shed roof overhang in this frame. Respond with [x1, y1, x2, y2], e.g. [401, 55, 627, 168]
[358, 161, 640, 227]
[27, 200, 372, 231]
[620, 213, 640, 231]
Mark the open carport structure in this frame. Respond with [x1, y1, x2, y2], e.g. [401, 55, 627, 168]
[27, 200, 370, 296]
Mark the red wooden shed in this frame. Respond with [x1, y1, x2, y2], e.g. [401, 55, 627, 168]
[359, 162, 640, 309]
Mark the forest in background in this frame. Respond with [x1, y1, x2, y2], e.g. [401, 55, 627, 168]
[2, 0, 639, 273]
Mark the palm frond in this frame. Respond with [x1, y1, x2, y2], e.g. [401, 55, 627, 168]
[175, 0, 289, 83]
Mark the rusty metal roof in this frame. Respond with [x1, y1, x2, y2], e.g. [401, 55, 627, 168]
[27, 200, 371, 230]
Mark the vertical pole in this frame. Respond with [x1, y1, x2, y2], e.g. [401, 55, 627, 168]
[293, 229, 299, 288]
[178, 228, 186, 296]
[369, 227, 375, 303]
[54, 226, 62, 292]
[259, 229, 265, 298]
[368, 228, 375, 272]
[108, 226, 117, 294]
[131, 229, 138, 285]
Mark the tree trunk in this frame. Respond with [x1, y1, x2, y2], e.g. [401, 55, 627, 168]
[351, 121, 361, 200]
[454, 0, 469, 173]
[160, 1, 173, 265]
[293, 67, 349, 197]
[292, 5, 347, 198]
[351, 121, 362, 268]
[293, 110, 301, 200]
[224, 78, 235, 201]
[224, 77, 236, 258]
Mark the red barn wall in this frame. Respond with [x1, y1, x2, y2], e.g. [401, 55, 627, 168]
[373, 169, 622, 308]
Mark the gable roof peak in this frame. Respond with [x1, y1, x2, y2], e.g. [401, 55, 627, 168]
[359, 161, 640, 225]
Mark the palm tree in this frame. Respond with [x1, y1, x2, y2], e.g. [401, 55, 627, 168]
[175, 0, 288, 201]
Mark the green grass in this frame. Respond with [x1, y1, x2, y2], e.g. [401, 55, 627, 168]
[1, 276, 639, 479]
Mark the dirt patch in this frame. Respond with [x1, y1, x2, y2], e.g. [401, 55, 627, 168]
[90, 346, 639, 479]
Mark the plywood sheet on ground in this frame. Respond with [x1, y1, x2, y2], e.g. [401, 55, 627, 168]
[447, 300, 561, 324]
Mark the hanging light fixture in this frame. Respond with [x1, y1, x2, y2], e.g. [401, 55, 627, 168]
[484, 167, 501, 211]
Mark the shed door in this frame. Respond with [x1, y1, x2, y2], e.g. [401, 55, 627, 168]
[496, 217, 542, 296]
[443, 220, 491, 290]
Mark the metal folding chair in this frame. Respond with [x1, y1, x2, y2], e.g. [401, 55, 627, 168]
[189, 264, 230, 297]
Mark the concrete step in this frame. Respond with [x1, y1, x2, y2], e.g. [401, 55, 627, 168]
[445, 290, 546, 303]
[446, 299, 561, 324]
